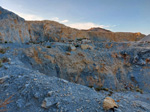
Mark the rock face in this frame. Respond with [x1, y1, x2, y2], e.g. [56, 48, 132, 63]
[139, 34, 150, 42]
[0, 7, 146, 43]
[0, 7, 30, 43]
[26, 21, 89, 42]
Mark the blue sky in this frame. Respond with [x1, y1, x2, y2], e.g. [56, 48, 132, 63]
[0, 0, 150, 34]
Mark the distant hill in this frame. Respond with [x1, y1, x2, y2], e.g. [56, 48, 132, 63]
[139, 34, 150, 42]
[82, 27, 111, 33]
[0, 7, 146, 43]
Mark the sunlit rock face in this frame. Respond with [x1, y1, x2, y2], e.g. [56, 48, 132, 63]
[0, 7, 145, 43]
[26, 21, 89, 42]
[0, 6, 30, 43]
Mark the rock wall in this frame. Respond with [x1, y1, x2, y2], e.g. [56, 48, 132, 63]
[0, 7, 146, 43]
[0, 7, 30, 43]
[26, 21, 89, 42]
[18, 42, 150, 92]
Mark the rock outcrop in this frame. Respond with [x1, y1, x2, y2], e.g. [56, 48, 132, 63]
[0, 6, 30, 43]
[139, 34, 150, 42]
[0, 7, 146, 43]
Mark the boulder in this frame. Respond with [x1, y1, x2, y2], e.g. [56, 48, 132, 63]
[81, 44, 93, 50]
[41, 97, 57, 109]
[68, 45, 76, 51]
[103, 97, 118, 111]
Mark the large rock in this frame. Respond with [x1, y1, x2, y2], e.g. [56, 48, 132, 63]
[0, 7, 30, 43]
[41, 97, 58, 109]
[103, 97, 118, 111]
[68, 45, 76, 51]
[81, 44, 93, 50]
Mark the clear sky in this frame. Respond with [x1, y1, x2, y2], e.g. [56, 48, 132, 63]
[0, 0, 150, 35]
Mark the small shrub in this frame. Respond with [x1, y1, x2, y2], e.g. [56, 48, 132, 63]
[0, 60, 2, 68]
[4, 41, 7, 44]
[136, 88, 143, 94]
[101, 88, 109, 91]
[0, 47, 9, 54]
[108, 91, 113, 96]
[0, 57, 9, 68]
[75, 45, 79, 47]
[77, 38, 83, 41]
[95, 86, 102, 91]
[88, 85, 94, 88]
[95, 87, 101, 91]
[1, 57, 9, 63]
[46, 46, 51, 48]
[0, 49, 6, 54]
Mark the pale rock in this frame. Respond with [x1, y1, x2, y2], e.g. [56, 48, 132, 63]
[81, 44, 93, 50]
[41, 97, 57, 109]
[0, 75, 9, 84]
[103, 97, 118, 111]
[68, 45, 76, 51]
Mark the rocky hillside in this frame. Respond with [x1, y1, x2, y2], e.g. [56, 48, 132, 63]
[139, 34, 150, 42]
[82, 27, 112, 32]
[0, 6, 150, 112]
[0, 7, 145, 43]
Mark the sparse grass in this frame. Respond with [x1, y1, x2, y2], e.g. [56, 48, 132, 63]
[0, 95, 13, 112]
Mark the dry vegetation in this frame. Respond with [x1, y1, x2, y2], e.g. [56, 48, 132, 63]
[0, 95, 13, 112]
